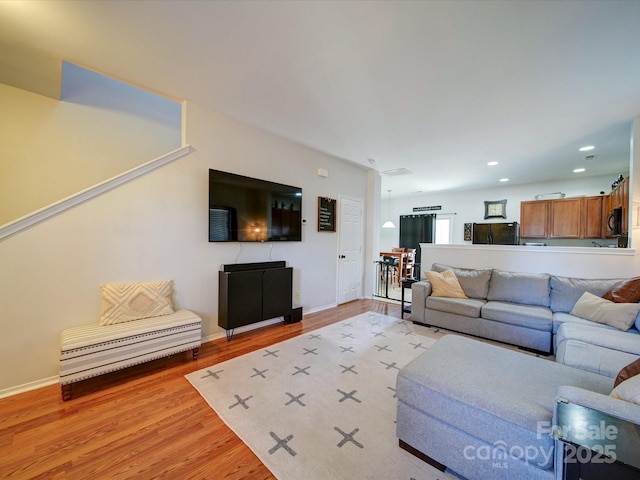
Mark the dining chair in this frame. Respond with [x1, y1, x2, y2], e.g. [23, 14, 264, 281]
[403, 248, 416, 280]
[382, 255, 399, 285]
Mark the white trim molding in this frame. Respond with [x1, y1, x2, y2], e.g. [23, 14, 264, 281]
[0, 145, 192, 241]
[0, 375, 59, 399]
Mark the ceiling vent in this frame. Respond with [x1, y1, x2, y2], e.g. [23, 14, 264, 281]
[585, 154, 597, 161]
[382, 168, 413, 176]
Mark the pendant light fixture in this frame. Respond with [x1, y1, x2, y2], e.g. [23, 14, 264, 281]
[382, 189, 396, 229]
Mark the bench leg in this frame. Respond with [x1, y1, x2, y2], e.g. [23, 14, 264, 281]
[192, 347, 200, 360]
[61, 384, 72, 401]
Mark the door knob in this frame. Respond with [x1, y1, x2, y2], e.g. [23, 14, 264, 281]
[339, 255, 346, 259]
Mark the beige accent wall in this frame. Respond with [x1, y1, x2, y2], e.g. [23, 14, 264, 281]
[0, 83, 181, 225]
[0, 100, 371, 395]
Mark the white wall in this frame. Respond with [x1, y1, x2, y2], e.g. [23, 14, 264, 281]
[0, 100, 372, 395]
[419, 244, 639, 279]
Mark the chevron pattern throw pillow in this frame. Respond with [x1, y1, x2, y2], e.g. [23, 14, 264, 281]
[100, 280, 175, 325]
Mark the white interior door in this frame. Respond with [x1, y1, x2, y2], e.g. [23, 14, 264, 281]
[338, 196, 364, 304]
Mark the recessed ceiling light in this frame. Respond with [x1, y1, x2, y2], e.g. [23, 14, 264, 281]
[487, 161, 499, 166]
[579, 145, 595, 152]
[573, 168, 586, 173]
[499, 178, 509, 182]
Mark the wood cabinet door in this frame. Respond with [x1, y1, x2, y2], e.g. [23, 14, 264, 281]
[621, 177, 629, 235]
[583, 196, 604, 239]
[550, 198, 582, 238]
[262, 267, 292, 320]
[611, 181, 623, 209]
[520, 201, 548, 238]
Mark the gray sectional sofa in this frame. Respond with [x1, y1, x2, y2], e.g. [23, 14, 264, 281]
[399, 263, 640, 479]
[397, 334, 640, 480]
[411, 262, 640, 375]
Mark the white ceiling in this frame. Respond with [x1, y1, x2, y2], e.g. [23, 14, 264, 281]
[2, 0, 640, 197]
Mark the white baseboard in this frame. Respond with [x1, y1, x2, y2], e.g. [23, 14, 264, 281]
[0, 376, 59, 399]
[304, 303, 337, 315]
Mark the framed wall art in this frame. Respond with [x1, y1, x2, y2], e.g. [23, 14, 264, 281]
[318, 197, 336, 232]
[484, 199, 507, 219]
[464, 223, 472, 241]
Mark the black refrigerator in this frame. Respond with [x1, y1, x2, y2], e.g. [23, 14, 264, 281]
[472, 222, 519, 245]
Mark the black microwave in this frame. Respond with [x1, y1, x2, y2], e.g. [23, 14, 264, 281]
[608, 207, 623, 236]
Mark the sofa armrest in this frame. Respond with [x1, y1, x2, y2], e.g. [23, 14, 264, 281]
[410, 280, 431, 323]
[555, 385, 640, 425]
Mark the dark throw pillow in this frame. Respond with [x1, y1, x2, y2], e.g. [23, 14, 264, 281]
[614, 357, 640, 388]
[603, 277, 640, 303]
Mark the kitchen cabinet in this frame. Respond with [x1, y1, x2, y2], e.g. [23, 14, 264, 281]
[549, 197, 582, 238]
[520, 201, 549, 238]
[605, 176, 629, 238]
[520, 196, 606, 239]
[583, 195, 604, 239]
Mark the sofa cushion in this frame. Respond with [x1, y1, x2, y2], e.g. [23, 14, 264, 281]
[481, 301, 552, 332]
[425, 296, 485, 318]
[552, 312, 619, 334]
[549, 275, 621, 313]
[603, 276, 640, 303]
[556, 322, 640, 355]
[100, 280, 175, 325]
[397, 335, 613, 470]
[432, 263, 492, 299]
[570, 292, 640, 331]
[424, 270, 467, 298]
[614, 357, 640, 387]
[487, 270, 550, 307]
[554, 322, 640, 377]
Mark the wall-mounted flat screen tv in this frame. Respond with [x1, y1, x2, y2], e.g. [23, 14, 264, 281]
[209, 169, 302, 242]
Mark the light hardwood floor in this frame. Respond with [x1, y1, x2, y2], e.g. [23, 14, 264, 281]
[0, 299, 401, 479]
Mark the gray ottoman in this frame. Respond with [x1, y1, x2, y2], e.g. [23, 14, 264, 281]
[396, 335, 613, 480]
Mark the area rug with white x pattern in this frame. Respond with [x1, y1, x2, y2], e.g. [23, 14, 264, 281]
[186, 311, 457, 480]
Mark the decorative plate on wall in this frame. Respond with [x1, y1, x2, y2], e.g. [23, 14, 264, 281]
[484, 199, 507, 219]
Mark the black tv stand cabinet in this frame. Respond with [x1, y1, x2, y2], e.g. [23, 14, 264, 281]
[218, 261, 300, 340]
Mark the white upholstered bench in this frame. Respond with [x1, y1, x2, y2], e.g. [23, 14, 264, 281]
[59, 309, 201, 400]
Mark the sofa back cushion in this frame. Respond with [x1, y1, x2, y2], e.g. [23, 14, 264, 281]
[431, 263, 492, 299]
[487, 270, 550, 307]
[549, 276, 621, 313]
